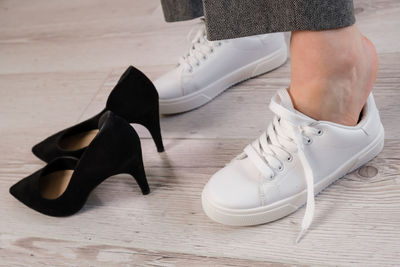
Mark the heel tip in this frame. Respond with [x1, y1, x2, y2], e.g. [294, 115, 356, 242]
[157, 146, 165, 153]
[142, 188, 150, 195]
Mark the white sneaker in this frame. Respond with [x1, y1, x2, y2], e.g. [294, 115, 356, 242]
[201, 88, 384, 242]
[155, 23, 288, 114]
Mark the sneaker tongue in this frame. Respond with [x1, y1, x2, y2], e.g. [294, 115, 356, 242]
[277, 88, 316, 123]
[277, 88, 295, 110]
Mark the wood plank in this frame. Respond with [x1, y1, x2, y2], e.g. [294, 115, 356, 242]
[0, 0, 196, 74]
[0, 234, 293, 267]
[1, 139, 400, 266]
[1, 0, 400, 266]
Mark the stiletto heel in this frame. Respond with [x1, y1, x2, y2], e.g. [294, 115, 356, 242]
[32, 66, 164, 163]
[120, 140, 150, 195]
[10, 111, 150, 217]
[127, 159, 150, 195]
[140, 110, 164, 152]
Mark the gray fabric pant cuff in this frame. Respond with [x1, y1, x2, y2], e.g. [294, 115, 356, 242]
[161, 0, 355, 40]
[161, 0, 204, 22]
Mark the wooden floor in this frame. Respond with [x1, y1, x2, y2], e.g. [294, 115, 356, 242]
[1, 0, 399, 266]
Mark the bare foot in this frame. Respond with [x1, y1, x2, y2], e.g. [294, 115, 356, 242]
[289, 25, 378, 126]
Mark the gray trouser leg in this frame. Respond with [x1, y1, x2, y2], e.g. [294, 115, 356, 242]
[160, 0, 355, 40]
[160, 0, 204, 22]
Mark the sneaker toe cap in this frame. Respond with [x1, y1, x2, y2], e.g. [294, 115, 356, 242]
[154, 69, 183, 100]
[203, 159, 261, 210]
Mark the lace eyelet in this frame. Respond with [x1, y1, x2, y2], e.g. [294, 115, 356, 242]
[218, 42, 222, 46]
[316, 129, 323, 136]
[188, 68, 193, 73]
[306, 138, 313, 145]
[287, 155, 293, 162]
[196, 62, 200, 66]
[210, 48, 214, 53]
[203, 56, 207, 60]
[278, 165, 284, 172]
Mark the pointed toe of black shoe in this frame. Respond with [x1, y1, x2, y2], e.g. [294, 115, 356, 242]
[31, 143, 42, 160]
[9, 179, 30, 202]
[31, 135, 58, 163]
[31, 112, 104, 163]
[9, 169, 43, 212]
[9, 181, 21, 201]
[9, 157, 86, 217]
[31, 66, 164, 163]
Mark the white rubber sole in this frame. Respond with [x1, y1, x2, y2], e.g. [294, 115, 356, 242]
[159, 45, 288, 114]
[202, 126, 385, 226]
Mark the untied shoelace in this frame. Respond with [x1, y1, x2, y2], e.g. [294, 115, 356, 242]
[244, 88, 319, 243]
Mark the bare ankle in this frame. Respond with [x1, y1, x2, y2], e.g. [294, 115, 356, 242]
[289, 25, 378, 126]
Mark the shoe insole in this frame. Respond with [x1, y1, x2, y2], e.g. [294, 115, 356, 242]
[40, 170, 74, 199]
[59, 129, 99, 151]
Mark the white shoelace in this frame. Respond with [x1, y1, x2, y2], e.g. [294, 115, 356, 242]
[178, 23, 223, 72]
[244, 88, 320, 243]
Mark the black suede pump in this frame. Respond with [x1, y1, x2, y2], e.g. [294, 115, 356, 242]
[32, 66, 164, 163]
[10, 111, 149, 217]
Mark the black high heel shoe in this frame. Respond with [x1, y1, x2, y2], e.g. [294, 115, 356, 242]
[32, 66, 164, 163]
[10, 111, 149, 217]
